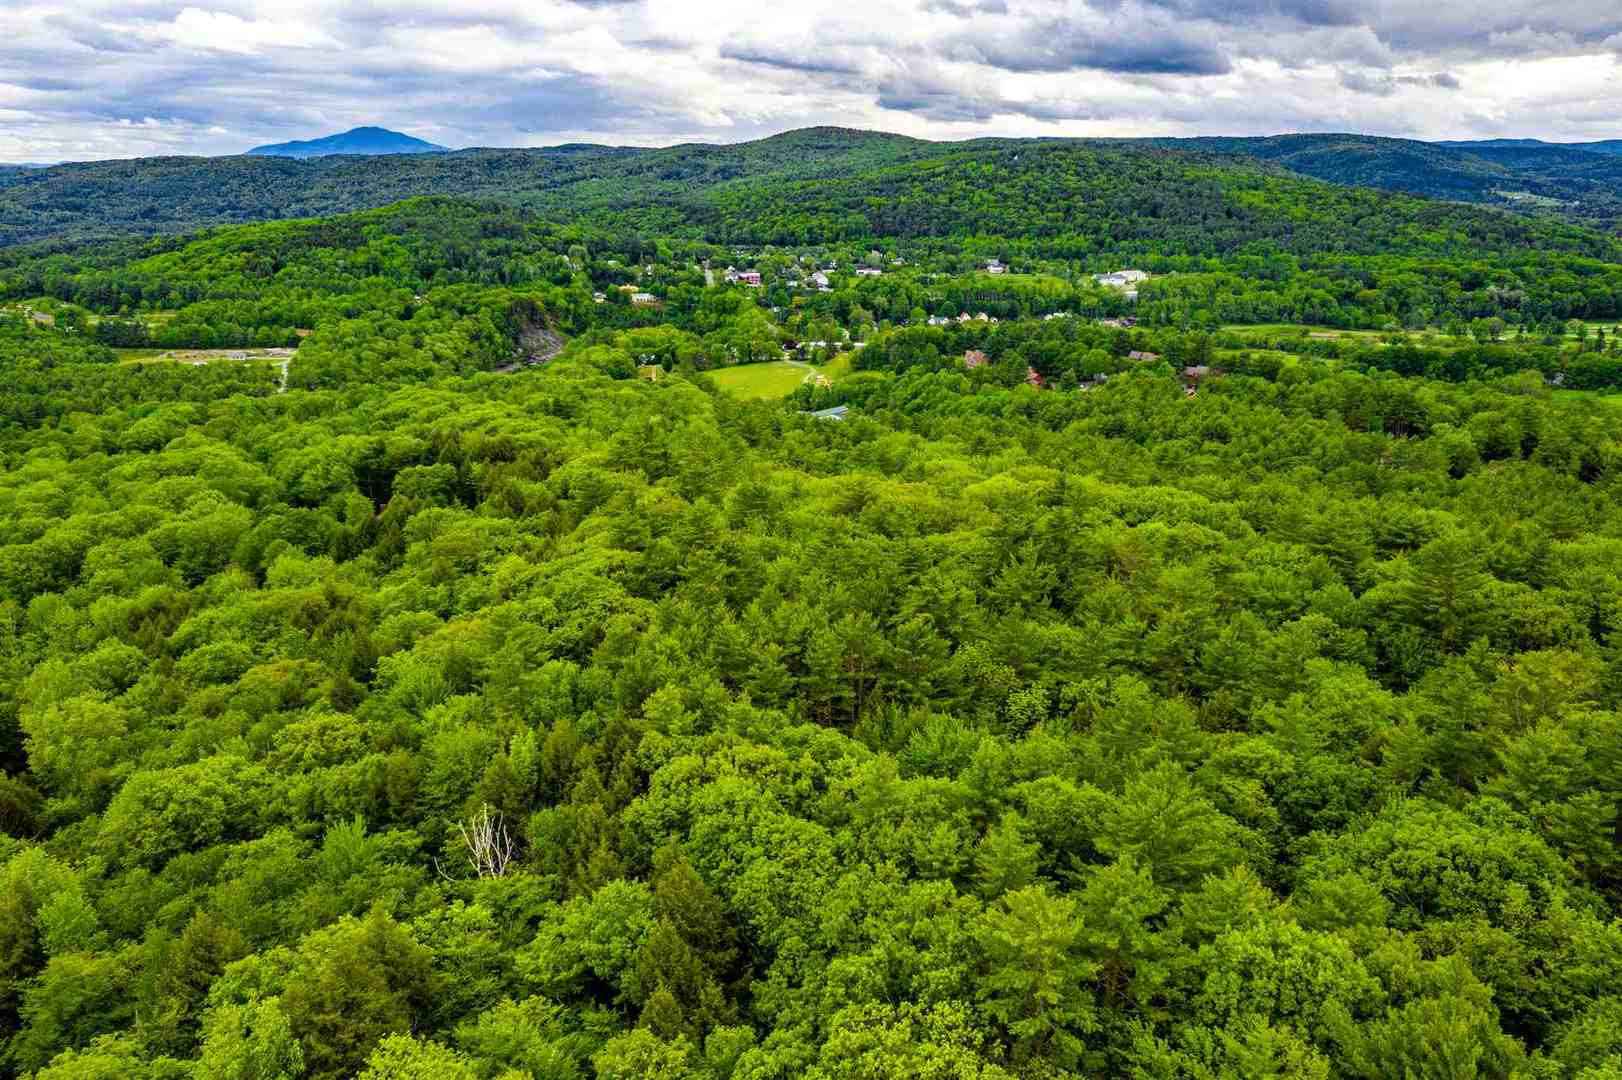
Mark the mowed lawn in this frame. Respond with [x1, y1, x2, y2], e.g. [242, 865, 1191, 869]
[708, 354, 862, 399]
[708, 362, 810, 399]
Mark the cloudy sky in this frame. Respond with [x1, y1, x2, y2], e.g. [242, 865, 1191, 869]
[3, 0, 1621, 161]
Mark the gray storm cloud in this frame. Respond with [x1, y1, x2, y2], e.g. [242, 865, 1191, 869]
[0, 0, 1617, 162]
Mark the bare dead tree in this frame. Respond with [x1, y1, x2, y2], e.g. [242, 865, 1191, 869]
[450, 804, 516, 879]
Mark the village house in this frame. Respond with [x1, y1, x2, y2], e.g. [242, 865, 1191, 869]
[986, 259, 1007, 274]
[592, 292, 607, 304]
[631, 292, 658, 306]
[806, 405, 850, 421]
[964, 350, 989, 370]
[1128, 350, 1160, 362]
[1181, 365, 1215, 397]
[811, 271, 831, 290]
[856, 268, 882, 277]
[1095, 269, 1149, 287]
[1025, 367, 1046, 388]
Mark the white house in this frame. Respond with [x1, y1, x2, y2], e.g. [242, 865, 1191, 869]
[1094, 269, 1150, 288]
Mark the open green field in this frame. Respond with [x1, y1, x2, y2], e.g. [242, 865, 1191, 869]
[1222, 323, 1440, 344]
[708, 361, 815, 399]
[821, 352, 855, 380]
[971, 271, 1068, 287]
[708, 354, 857, 400]
[1566, 321, 1622, 341]
[1553, 389, 1622, 408]
[113, 346, 295, 366]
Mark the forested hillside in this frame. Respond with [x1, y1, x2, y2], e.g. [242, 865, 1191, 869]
[6, 127, 1622, 251]
[1154, 134, 1622, 229]
[0, 129, 933, 247]
[4, 152, 1622, 1079]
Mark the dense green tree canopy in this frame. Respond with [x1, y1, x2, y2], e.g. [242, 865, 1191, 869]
[2, 149, 1622, 1080]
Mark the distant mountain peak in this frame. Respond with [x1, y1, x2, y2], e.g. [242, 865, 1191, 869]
[246, 126, 449, 159]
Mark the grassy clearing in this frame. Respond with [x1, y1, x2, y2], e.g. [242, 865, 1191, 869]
[821, 352, 855, 380]
[1222, 323, 1441, 344]
[1553, 389, 1622, 408]
[708, 354, 858, 400]
[113, 346, 295, 366]
[708, 361, 811, 400]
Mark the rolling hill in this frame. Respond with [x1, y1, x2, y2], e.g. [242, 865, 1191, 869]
[1436, 138, 1622, 157]
[0, 128, 937, 247]
[1152, 133, 1622, 226]
[2, 125, 1621, 250]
